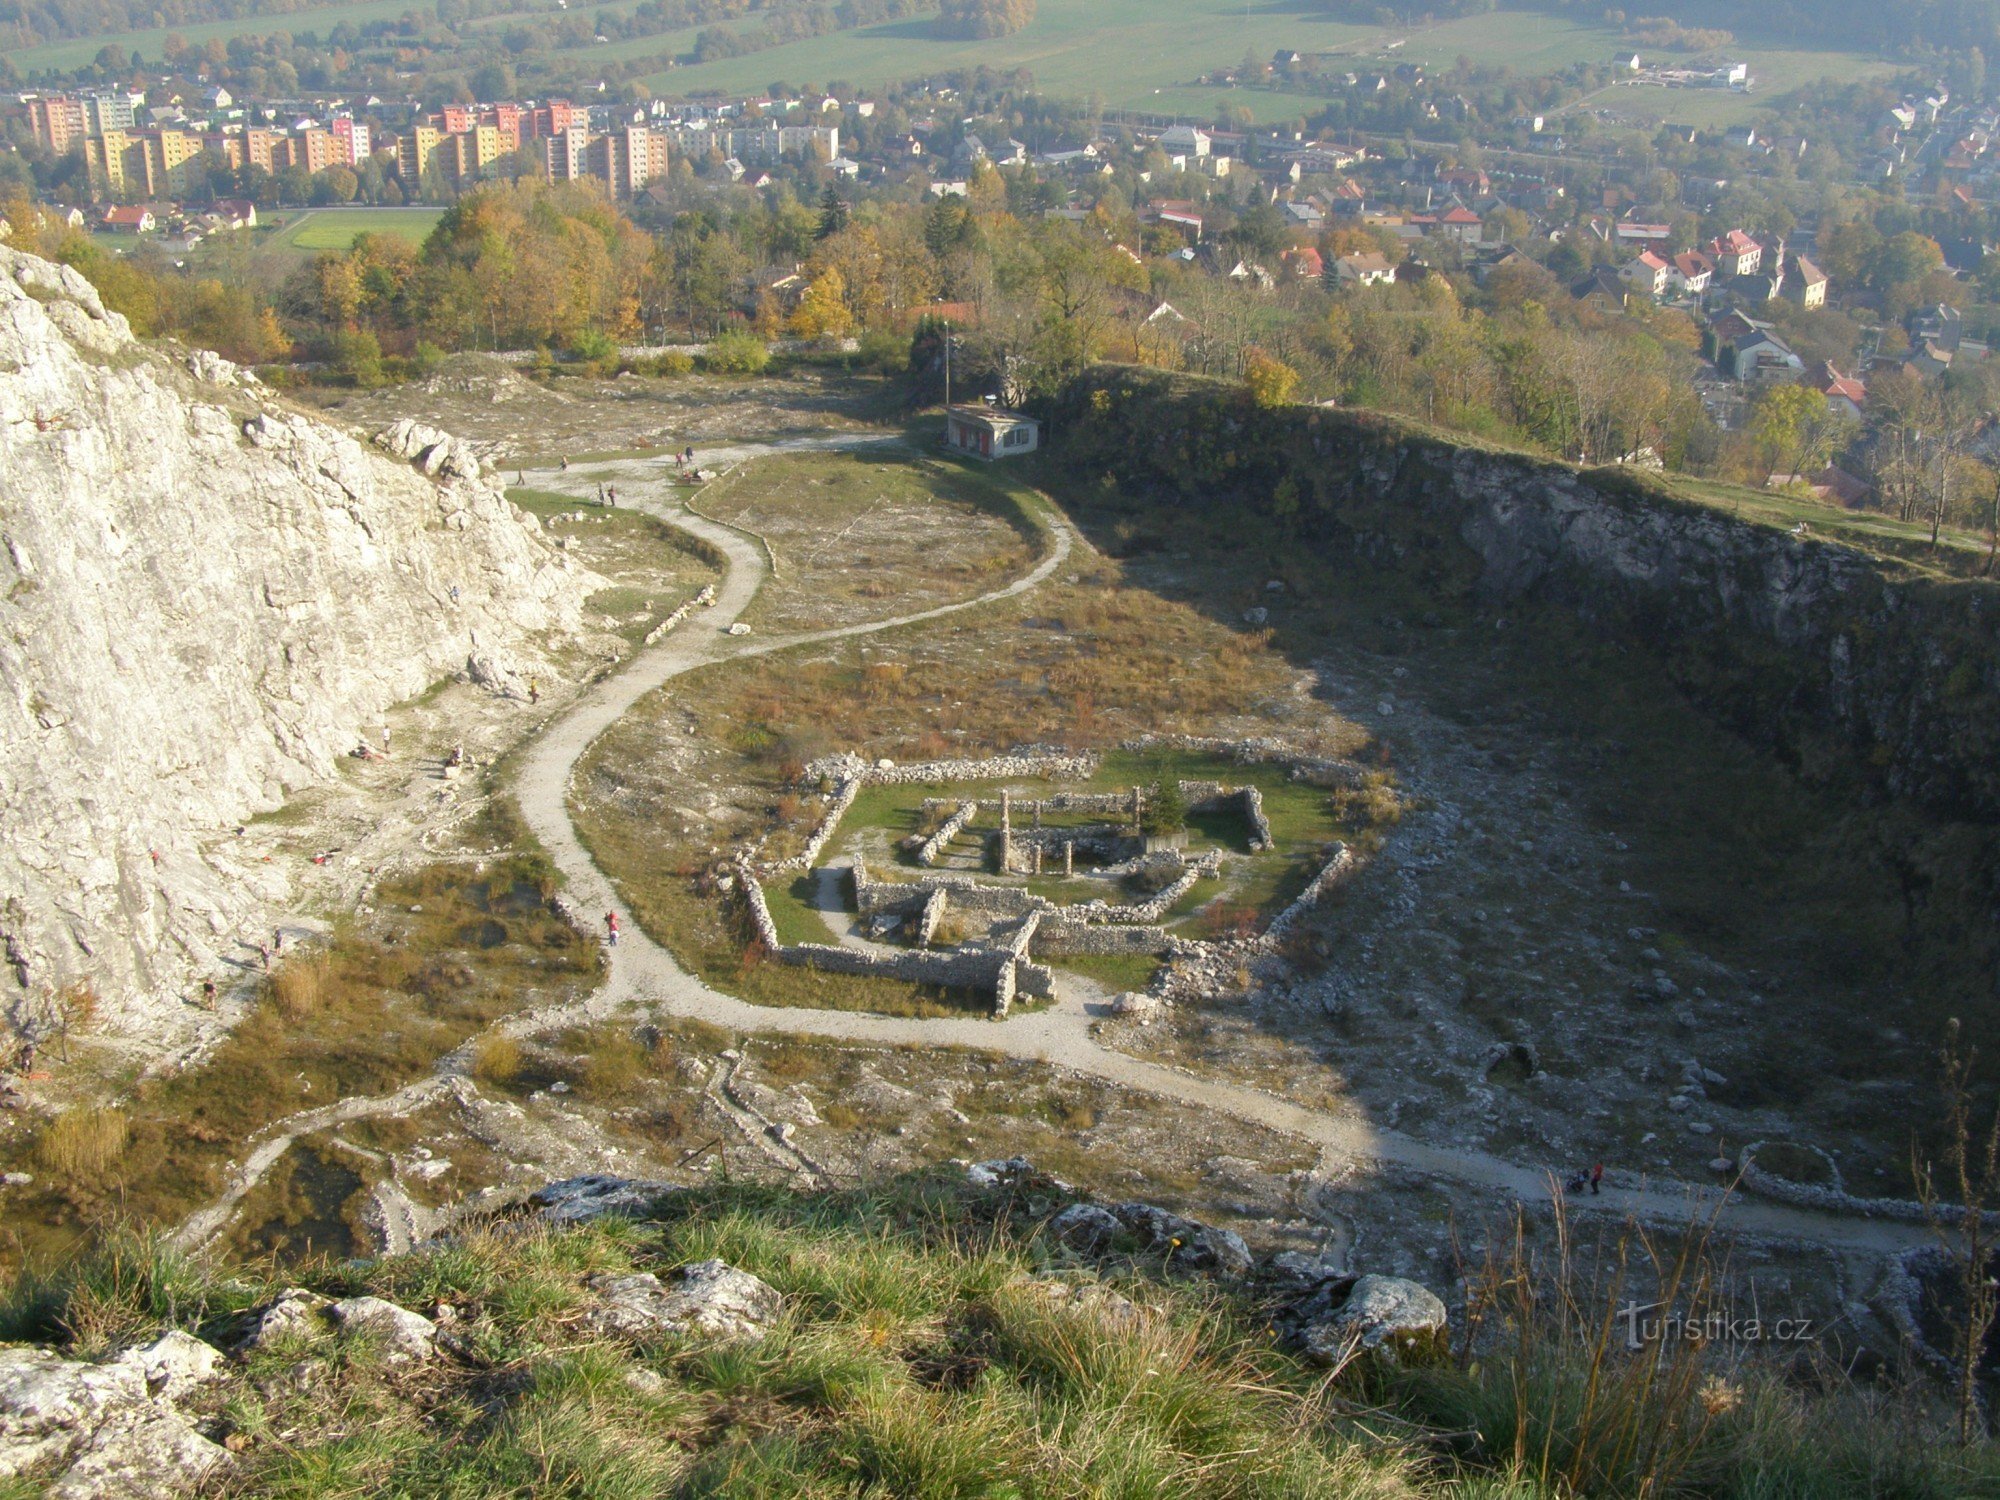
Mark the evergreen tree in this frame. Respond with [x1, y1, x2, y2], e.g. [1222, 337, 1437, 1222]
[816, 185, 851, 242]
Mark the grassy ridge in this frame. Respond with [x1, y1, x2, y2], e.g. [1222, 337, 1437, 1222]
[2, 1173, 1992, 1497]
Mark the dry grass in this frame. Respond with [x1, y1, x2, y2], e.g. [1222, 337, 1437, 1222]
[470, 1033, 523, 1087]
[268, 952, 329, 1020]
[697, 451, 1041, 631]
[0, 856, 599, 1274]
[33, 1108, 128, 1177]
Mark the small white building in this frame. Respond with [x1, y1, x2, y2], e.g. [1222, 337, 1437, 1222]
[946, 403, 1041, 460]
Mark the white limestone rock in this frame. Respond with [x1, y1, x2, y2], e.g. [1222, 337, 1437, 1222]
[234, 1288, 332, 1353]
[530, 1175, 678, 1225]
[1301, 1275, 1448, 1368]
[0, 241, 605, 1050]
[0, 1336, 232, 1500]
[581, 1261, 783, 1344]
[329, 1297, 439, 1365]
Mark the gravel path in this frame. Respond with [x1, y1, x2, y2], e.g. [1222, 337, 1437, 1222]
[512, 452, 1936, 1259]
[174, 445, 1939, 1261]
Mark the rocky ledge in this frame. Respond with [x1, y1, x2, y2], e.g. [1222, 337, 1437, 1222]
[0, 1165, 1450, 1497]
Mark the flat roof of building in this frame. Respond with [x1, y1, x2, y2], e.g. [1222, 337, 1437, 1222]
[947, 403, 1039, 428]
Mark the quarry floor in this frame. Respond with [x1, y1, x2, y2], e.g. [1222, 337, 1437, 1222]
[5, 370, 1944, 1368]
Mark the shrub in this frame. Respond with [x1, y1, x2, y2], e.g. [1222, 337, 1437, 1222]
[701, 330, 771, 375]
[471, 1033, 523, 1087]
[1244, 349, 1299, 409]
[580, 1032, 651, 1098]
[330, 328, 386, 388]
[855, 326, 907, 371]
[1140, 778, 1187, 838]
[34, 1107, 129, 1176]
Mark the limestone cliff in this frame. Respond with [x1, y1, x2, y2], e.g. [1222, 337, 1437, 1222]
[1056, 369, 2000, 826]
[0, 245, 598, 1042]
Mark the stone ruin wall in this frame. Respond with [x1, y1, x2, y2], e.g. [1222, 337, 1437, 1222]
[1260, 844, 1357, 946]
[1034, 921, 1177, 956]
[914, 802, 978, 867]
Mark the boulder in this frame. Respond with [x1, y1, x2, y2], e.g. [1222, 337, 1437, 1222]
[1046, 1203, 1123, 1254]
[1110, 1203, 1253, 1278]
[1300, 1275, 1448, 1369]
[531, 1175, 678, 1225]
[581, 1261, 782, 1344]
[0, 1336, 232, 1500]
[1111, 991, 1162, 1023]
[373, 419, 452, 462]
[128, 1331, 225, 1401]
[328, 1298, 439, 1365]
[234, 1288, 332, 1354]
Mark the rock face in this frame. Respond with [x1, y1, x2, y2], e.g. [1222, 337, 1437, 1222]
[0, 1332, 231, 1499]
[1058, 368, 2000, 825]
[0, 244, 601, 1041]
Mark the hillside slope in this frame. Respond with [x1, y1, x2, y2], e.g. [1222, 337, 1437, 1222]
[0, 244, 598, 1047]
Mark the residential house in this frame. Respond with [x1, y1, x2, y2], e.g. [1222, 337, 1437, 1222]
[1571, 266, 1631, 307]
[1811, 362, 1867, 420]
[101, 205, 155, 233]
[1334, 252, 1398, 287]
[1670, 251, 1713, 295]
[1784, 254, 1828, 310]
[1709, 311, 1802, 382]
[1769, 466, 1874, 506]
[1706, 229, 1763, 278]
[1619, 250, 1673, 298]
[1282, 246, 1324, 282]
[1435, 205, 1484, 244]
[1147, 199, 1205, 239]
[1282, 201, 1325, 231]
[1614, 221, 1673, 249]
[946, 403, 1041, 460]
[1159, 125, 1212, 158]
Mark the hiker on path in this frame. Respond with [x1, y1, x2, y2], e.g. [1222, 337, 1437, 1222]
[598, 483, 605, 504]
[381, 727, 391, 756]
[605, 911, 620, 947]
[606, 485, 616, 506]
[1590, 1162, 1605, 1196]
[200, 979, 217, 1009]
[529, 678, 540, 705]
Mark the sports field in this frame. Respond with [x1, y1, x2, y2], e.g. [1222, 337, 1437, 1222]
[263, 208, 444, 259]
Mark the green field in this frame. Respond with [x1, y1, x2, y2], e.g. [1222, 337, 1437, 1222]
[639, 0, 1378, 106]
[629, 2, 1893, 123]
[11, 0, 429, 74]
[264, 207, 445, 258]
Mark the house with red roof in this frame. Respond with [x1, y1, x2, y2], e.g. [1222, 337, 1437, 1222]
[1619, 250, 1673, 298]
[1811, 362, 1867, 420]
[1707, 229, 1763, 277]
[1670, 251, 1713, 295]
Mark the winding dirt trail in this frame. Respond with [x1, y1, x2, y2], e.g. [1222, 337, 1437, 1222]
[512, 452, 1937, 1260]
[176, 445, 1938, 1262]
